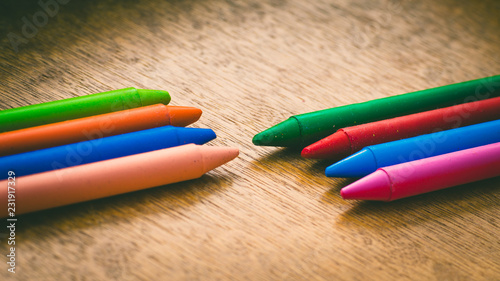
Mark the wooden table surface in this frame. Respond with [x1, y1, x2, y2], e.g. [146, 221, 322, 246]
[1, 0, 499, 280]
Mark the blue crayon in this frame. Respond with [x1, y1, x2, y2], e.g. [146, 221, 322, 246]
[0, 125, 216, 179]
[325, 119, 500, 178]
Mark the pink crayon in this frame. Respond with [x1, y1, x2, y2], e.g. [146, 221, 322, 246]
[0, 144, 239, 216]
[341, 142, 500, 201]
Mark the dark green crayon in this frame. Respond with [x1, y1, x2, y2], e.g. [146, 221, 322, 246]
[0, 87, 171, 132]
[253, 75, 500, 147]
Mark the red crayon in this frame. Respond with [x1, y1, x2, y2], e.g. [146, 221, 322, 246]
[302, 96, 500, 160]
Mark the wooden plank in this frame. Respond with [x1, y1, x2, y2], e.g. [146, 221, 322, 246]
[0, 0, 499, 280]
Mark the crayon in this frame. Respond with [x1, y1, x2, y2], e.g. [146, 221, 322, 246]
[340, 142, 500, 201]
[0, 126, 216, 179]
[326, 119, 500, 177]
[253, 75, 500, 147]
[0, 144, 239, 216]
[0, 104, 202, 157]
[0, 87, 171, 132]
[302, 96, 500, 160]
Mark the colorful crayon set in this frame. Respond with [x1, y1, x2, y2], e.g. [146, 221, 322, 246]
[254, 75, 500, 201]
[0, 88, 239, 216]
[2, 75, 499, 216]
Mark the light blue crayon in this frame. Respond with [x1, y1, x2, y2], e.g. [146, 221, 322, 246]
[326, 119, 500, 177]
[0, 126, 216, 179]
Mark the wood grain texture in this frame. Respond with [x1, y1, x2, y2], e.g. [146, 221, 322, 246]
[1, 0, 499, 280]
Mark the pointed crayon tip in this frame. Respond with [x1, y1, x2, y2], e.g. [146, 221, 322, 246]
[340, 170, 392, 201]
[301, 131, 351, 159]
[136, 89, 171, 105]
[325, 148, 378, 178]
[201, 146, 239, 173]
[251, 132, 268, 146]
[252, 118, 301, 147]
[167, 106, 203, 127]
[301, 147, 313, 157]
[176, 127, 217, 145]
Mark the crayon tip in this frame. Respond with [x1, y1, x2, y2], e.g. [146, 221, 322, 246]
[340, 170, 392, 201]
[137, 89, 171, 106]
[252, 118, 301, 147]
[301, 131, 351, 159]
[201, 146, 239, 173]
[325, 148, 378, 178]
[300, 147, 313, 157]
[167, 106, 203, 127]
[176, 127, 217, 145]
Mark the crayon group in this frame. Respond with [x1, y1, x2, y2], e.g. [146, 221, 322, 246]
[3, 75, 500, 215]
[254, 75, 500, 201]
[0, 87, 238, 216]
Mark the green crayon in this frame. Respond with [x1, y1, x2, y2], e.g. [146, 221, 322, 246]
[253, 75, 500, 148]
[0, 87, 171, 132]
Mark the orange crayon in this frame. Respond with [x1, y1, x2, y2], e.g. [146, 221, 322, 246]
[0, 104, 202, 156]
[0, 144, 238, 216]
